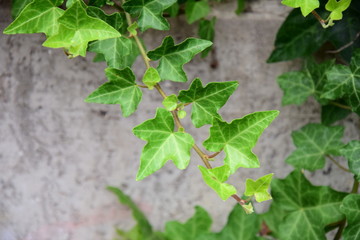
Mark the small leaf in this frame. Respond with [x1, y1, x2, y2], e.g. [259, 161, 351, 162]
[326, 0, 351, 21]
[340, 140, 360, 181]
[85, 67, 142, 117]
[133, 108, 195, 180]
[185, 0, 210, 24]
[11, 0, 33, 19]
[340, 194, 360, 240]
[43, 0, 121, 57]
[286, 123, 344, 170]
[178, 110, 187, 119]
[198, 165, 237, 201]
[147, 36, 212, 82]
[123, 0, 177, 31]
[127, 22, 139, 36]
[142, 67, 161, 90]
[178, 78, 238, 128]
[203, 111, 279, 173]
[162, 95, 178, 111]
[236, 0, 246, 15]
[165, 206, 212, 240]
[4, 0, 65, 37]
[244, 173, 274, 202]
[241, 203, 254, 214]
[281, 0, 320, 16]
[198, 17, 216, 57]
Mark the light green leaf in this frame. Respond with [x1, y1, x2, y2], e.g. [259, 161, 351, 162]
[185, 0, 210, 24]
[11, 0, 33, 19]
[235, 0, 246, 15]
[281, 0, 320, 16]
[162, 95, 178, 111]
[198, 17, 216, 57]
[142, 67, 161, 90]
[66, 0, 75, 8]
[198, 165, 237, 201]
[165, 206, 212, 240]
[178, 110, 187, 119]
[85, 67, 142, 117]
[4, 0, 64, 37]
[271, 170, 347, 240]
[88, 37, 139, 69]
[123, 0, 177, 31]
[133, 108, 195, 180]
[43, 0, 121, 57]
[178, 78, 238, 128]
[128, 22, 139, 36]
[147, 36, 212, 82]
[197, 204, 261, 240]
[321, 50, 360, 114]
[326, 0, 351, 21]
[241, 203, 254, 215]
[203, 111, 279, 173]
[86, 6, 126, 32]
[244, 173, 274, 202]
[340, 140, 360, 181]
[340, 194, 360, 240]
[286, 123, 344, 170]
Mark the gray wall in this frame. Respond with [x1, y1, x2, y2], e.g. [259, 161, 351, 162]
[0, 1, 358, 240]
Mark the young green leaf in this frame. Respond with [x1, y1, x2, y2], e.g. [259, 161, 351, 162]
[127, 22, 139, 36]
[133, 108, 195, 180]
[178, 78, 238, 128]
[270, 170, 347, 240]
[147, 36, 212, 82]
[286, 123, 344, 170]
[89, 37, 139, 69]
[244, 173, 274, 202]
[178, 110, 187, 119]
[11, 0, 33, 19]
[162, 95, 178, 111]
[122, 0, 177, 31]
[43, 0, 121, 57]
[142, 67, 161, 90]
[326, 0, 351, 22]
[165, 206, 212, 240]
[185, 0, 210, 24]
[198, 17, 216, 57]
[321, 50, 360, 114]
[4, 0, 64, 37]
[85, 67, 142, 117]
[198, 165, 237, 201]
[340, 194, 360, 240]
[340, 140, 360, 181]
[203, 111, 279, 173]
[281, 0, 320, 16]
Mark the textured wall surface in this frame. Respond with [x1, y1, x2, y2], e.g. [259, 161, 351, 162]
[0, 1, 359, 240]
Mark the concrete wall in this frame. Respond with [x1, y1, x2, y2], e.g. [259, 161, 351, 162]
[0, 1, 358, 240]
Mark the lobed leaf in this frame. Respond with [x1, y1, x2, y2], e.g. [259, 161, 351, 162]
[86, 6, 126, 33]
[340, 140, 360, 181]
[178, 78, 238, 128]
[340, 194, 360, 240]
[326, 0, 351, 21]
[85, 67, 142, 117]
[286, 123, 344, 170]
[244, 173, 274, 202]
[281, 0, 320, 16]
[203, 111, 279, 173]
[133, 108, 194, 180]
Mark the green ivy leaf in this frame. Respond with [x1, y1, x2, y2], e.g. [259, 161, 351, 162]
[326, 0, 351, 21]
[235, 0, 246, 15]
[340, 194, 360, 240]
[340, 140, 360, 181]
[178, 78, 238, 128]
[321, 104, 351, 125]
[198, 165, 237, 201]
[261, 203, 287, 239]
[185, 0, 210, 24]
[4, 0, 64, 37]
[270, 170, 347, 240]
[89, 37, 139, 69]
[244, 173, 273, 203]
[85, 67, 142, 117]
[164, 206, 212, 240]
[198, 17, 216, 57]
[164, 2, 179, 17]
[197, 204, 261, 240]
[203, 111, 279, 173]
[128, 22, 139, 36]
[89, 0, 107, 7]
[133, 108, 195, 180]
[162, 94, 178, 111]
[142, 67, 161, 90]
[43, 0, 121, 57]
[107, 186, 154, 239]
[11, 0, 33, 19]
[178, 110, 187, 119]
[321, 50, 360, 114]
[86, 6, 126, 32]
[122, 0, 177, 31]
[147, 36, 212, 82]
[281, 0, 320, 16]
[286, 123, 344, 170]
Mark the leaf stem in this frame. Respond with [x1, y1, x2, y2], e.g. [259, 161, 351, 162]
[327, 155, 351, 173]
[311, 10, 327, 28]
[351, 178, 359, 194]
[206, 151, 221, 159]
[330, 101, 352, 110]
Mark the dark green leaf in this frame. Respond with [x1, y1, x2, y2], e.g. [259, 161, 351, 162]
[198, 17, 216, 57]
[164, 2, 179, 17]
[185, 0, 210, 24]
[340, 140, 360, 181]
[89, 0, 107, 7]
[321, 104, 351, 125]
[340, 194, 360, 240]
[235, 0, 246, 15]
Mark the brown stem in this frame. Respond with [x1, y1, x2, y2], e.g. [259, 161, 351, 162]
[327, 155, 351, 173]
[327, 32, 360, 54]
[351, 178, 359, 193]
[311, 10, 327, 27]
[333, 219, 346, 240]
[206, 151, 222, 159]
